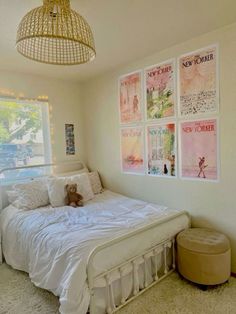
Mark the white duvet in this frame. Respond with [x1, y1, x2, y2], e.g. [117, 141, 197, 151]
[0, 190, 189, 314]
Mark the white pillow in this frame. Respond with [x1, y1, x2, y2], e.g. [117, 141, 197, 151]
[6, 190, 18, 204]
[47, 177, 69, 207]
[12, 179, 49, 210]
[47, 173, 94, 207]
[71, 173, 94, 202]
[88, 171, 103, 194]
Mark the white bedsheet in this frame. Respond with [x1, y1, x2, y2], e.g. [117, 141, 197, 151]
[0, 190, 190, 314]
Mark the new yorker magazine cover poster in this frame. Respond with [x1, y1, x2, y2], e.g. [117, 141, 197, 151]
[147, 123, 176, 177]
[145, 60, 175, 120]
[119, 71, 142, 124]
[180, 119, 218, 181]
[121, 127, 145, 174]
[179, 45, 218, 116]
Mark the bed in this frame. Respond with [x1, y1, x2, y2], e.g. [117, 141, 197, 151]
[0, 163, 190, 314]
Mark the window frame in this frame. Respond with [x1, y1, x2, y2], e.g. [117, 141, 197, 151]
[0, 97, 52, 172]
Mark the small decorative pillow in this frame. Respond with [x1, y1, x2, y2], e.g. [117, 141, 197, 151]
[70, 173, 94, 202]
[12, 179, 49, 210]
[6, 190, 18, 204]
[88, 171, 103, 194]
[47, 177, 70, 207]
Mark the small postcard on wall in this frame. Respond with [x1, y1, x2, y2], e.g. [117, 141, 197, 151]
[120, 126, 145, 174]
[178, 45, 219, 116]
[65, 124, 75, 155]
[179, 118, 218, 181]
[145, 59, 176, 120]
[119, 71, 143, 124]
[147, 123, 176, 177]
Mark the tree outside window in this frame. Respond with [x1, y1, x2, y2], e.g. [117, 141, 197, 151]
[0, 99, 51, 181]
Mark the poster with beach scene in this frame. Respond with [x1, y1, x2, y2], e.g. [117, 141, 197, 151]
[120, 127, 145, 174]
[145, 60, 175, 120]
[119, 71, 143, 124]
[179, 119, 218, 181]
[178, 45, 218, 116]
[147, 123, 176, 177]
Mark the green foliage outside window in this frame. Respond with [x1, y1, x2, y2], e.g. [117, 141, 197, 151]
[0, 101, 42, 144]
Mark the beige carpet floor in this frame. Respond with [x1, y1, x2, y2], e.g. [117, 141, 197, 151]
[1, 263, 236, 314]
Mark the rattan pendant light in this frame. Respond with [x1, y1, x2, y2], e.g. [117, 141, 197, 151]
[16, 0, 96, 65]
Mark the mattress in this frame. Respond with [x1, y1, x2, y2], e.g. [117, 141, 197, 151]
[0, 190, 190, 314]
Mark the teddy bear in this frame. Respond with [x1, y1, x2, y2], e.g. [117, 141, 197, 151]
[65, 183, 83, 207]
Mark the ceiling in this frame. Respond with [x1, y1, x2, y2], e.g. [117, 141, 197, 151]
[0, 0, 236, 82]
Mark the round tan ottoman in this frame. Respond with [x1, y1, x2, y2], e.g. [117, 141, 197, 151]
[177, 228, 231, 286]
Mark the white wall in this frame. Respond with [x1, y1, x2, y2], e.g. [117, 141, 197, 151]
[81, 23, 236, 272]
[0, 70, 85, 163]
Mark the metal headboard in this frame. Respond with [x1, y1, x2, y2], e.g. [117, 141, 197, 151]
[0, 161, 87, 211]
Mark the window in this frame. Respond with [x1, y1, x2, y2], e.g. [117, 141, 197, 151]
[0, 98, 51, 181]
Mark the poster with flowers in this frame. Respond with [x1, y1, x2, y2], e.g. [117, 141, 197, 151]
[120, 127, 145, 174]
[178, 45, 218, 116]
[179, 119, 218, 181]
[145, 60, 175, 120]
[147, 123, 176, 177]
[119, 71, 143, 124]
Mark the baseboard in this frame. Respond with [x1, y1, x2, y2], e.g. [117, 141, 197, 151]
[231, 272, 236, 278]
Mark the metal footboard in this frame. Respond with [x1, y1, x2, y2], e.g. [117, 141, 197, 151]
[87, 217, 181, 314]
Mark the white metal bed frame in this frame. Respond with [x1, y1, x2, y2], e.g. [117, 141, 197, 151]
[0, 163, 189, 314]
[87, 232, 176, 314]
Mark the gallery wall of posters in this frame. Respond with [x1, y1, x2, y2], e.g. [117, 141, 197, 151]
[118, 43, 219, 180]
[178, 45, 218, 117]
[147, 123, 176, 177]
[145, 60, 176, 120]
[65, 124, 75, 155]
[120, 127, 145, 174]
[119, 71, 143, 124]
[179, 119, 218, 181]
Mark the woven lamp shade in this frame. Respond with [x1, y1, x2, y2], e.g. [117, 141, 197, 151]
[16, 0, 96, 65]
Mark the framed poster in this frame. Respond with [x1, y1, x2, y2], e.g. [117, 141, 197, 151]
[147, 123, 176, 177]
[120, 126, 145, 174]
[179, 118, 219, 181]
[119, 71, 143, 124]
[178, 45, 219, 117]
[65, 124, 75, 155]
[145, 59, 176, 120]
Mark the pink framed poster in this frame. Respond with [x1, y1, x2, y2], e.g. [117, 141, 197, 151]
[179, 118, 219, 181]
[178, 45, 219, 117]
[119, 71, 143, 124]
[120, 127, 145, 174]
[147, 123, 176, 177]
[145, 59, 176, 120]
